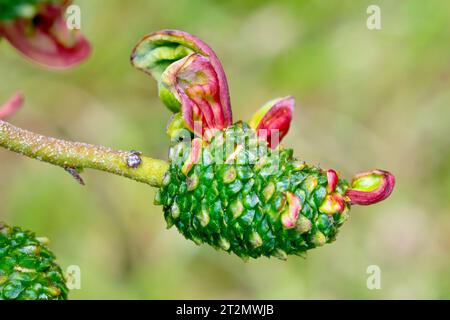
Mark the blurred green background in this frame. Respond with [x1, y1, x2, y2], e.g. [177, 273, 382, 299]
[1, 0, 449, 299]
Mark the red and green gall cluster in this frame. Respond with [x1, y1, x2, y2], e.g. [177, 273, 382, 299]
[132, 29, 395, 259]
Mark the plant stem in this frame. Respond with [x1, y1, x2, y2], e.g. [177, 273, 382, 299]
[0, 120, 169, 187]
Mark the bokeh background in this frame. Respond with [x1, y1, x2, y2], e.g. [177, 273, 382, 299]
[1, 0, 449, 299]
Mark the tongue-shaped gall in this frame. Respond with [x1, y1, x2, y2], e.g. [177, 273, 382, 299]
[0, 92, 24, 119]
[161, 53, 232, 139]
[248, 96, 294, 148]
[0, 2, 91, 69]
[131, 29, 232, 124]
[345, 169, 395, 205]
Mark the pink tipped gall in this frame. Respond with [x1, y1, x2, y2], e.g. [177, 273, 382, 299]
[281, 192, 302, 229]
[0, 92, 24, 119]
[326, 169, 339, 193]
[319, 193, 345, 215]
[0, 2, 91, 69]
[181, 138, 202, 176]
[249, 96, 294, 148]
[345, 169, 395, 206]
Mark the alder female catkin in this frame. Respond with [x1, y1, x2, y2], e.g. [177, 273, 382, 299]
[0, 222, 68, 300]
[132, 29, 395, 259]
[156, 123, 351, 259]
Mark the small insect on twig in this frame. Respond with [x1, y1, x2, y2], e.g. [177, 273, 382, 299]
[126, 150, 142, 168]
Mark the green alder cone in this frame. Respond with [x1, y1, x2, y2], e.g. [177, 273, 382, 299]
[0, 222, 68, 300]
[155, 122, 351, 260]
